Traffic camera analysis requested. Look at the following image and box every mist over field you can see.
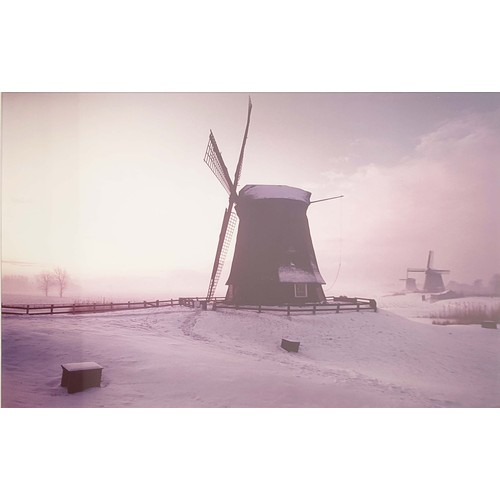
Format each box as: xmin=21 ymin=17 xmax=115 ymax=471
xmin=2 ymin=93 xmax=499 ymax=302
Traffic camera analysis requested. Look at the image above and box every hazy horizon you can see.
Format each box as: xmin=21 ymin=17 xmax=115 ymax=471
xmin=2 ymin=92 xmax=499 ymax=299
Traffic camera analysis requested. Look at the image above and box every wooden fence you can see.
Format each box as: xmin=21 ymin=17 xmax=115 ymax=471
xmin=2 ymin=295 xmax=375 ymax=316
xmin=212 ymin=296 xmax=377 ymax=315
xmin=1 ymin=299 xmax=183 ymax=316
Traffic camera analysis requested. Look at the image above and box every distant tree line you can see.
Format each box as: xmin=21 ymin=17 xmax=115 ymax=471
xmin=448 ymin=273 xmax=500 ymax=296
xmin=2 ymin=268 xmax=73 ymax=298
xmin=1 ymin=274 xmax=33 ymax=293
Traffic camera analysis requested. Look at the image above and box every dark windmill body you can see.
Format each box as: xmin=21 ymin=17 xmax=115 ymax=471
xmin=203 ymin=98 xmax=333 ymax=305
xmin=407 ymin=251 xmax=450 ymax=293
xmin=226 ymin=184 xmax=326 ymax=305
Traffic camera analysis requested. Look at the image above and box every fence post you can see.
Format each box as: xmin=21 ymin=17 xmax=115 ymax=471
xmin=357 ymin=303 xmax=360 ymax=312
xmin=156 ymin=300 xmax=159 ymax=307
xmin=128 ymin=301 xmax=130 ymax=309
xmin=51 ymin=304 xmax=54 ymax=315
xmin=258 ymin=304 xmax=262 ymax=313
xmin=171 ymin=298 xmax=173 ymax=306
xmin=287 ymin=305 xmax=291 ymax=316
xmin=336 ymin=304 xmax=340 ymax=314
xmin=26 ymin=305 xmax=30 ymax=315
xmin=313 ymin=304 xmax=316 ymax=315
xmin=72 ymin=304 xmax=76 ymax=314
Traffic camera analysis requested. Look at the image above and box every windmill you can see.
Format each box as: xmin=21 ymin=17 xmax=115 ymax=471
xmin=399 ymin=277 xmax=417 ymax=292
xmin=407 ymin=250 xmax=450 ymax=293
xmin=203 ymin=97 xmax=339 ymax=305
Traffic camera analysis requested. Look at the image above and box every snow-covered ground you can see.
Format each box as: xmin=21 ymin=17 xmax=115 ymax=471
xmin=2 ymin=293 xmax=499 ymax=407
xmin=378 ymin=292 xmax=500 ymax=323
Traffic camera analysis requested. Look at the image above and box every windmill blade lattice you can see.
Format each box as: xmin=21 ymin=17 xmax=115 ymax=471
xmin=206 ymin=210 xmax=238 ymax=301
xmin=204 ymin=131 xmax=233 ymax=196
xmin=232 ymin=97 xmax=253 ymax=191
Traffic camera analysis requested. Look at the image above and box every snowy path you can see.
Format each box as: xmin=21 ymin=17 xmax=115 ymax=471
xmin=2 ymin=304 xmax=499 ymax=407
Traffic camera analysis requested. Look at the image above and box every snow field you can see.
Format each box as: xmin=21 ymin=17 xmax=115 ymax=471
xmin=2 ymin=296 xmax=499 ymax=407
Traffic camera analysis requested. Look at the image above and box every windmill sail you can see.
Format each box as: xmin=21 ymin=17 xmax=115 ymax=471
xmin=205 ymin=97 xmax=253 ymax=302
xmin=232 ymin=97 xmax=252 ymax=191
xmin=206 ymin=209 xmax=238 ymax=301
xmin=427 ymin=250 xmax=434 ymax=269
xmin=204 ymin=131 xmax=233 ymax=196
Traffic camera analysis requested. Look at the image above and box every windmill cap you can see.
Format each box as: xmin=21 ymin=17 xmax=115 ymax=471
xmin=239 ymin=184 xmax=311 ymax=204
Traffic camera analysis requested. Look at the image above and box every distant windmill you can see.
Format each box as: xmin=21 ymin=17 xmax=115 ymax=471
xmin=203 ymin=97 xmax=341 ymax=305
xmin=399 ymin=277 xmax=417 ymax=292
xmin=407 ymin=251 xmax=450 ymax=293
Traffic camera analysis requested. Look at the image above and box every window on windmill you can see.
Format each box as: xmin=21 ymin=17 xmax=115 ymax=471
xmin=294 ymin=283 xmax=308 ymax=298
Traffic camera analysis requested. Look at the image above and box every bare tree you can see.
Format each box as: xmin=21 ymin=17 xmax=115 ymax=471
xmin=53 ymin=267 xmax=69 ymax=298
xmin=37 ymin=272 xmax=53 ymax=297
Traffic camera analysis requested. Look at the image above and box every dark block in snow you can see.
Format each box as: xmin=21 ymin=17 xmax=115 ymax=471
xmin=481 ymin=321 xmax=497 ymax=329
xmin=61 ymin=362 xmax=103 ymax=394
xmin=281 ymin=339 xmax=300 ymax=352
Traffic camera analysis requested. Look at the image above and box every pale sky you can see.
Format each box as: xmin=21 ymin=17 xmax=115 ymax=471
xmin=2 ymin=92 xmax=499 ymax=296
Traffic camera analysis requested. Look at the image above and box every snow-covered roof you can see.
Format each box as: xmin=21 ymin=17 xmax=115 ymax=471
xmin=239 ymin=185 xmax=311 ymax=204
xmin=278 ymin=265 xmax=326 ymax=284
xmin=61 ymin=362 xmax=103 ymax=371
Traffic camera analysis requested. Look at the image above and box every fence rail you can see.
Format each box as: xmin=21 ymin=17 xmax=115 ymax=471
xmin=2 ymin=295 xmax=376 ymax=316
xmin=1 ymin=299 xmax=178 ymax=316
xmin=212 ymin=296 xmax=377 ymax=315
